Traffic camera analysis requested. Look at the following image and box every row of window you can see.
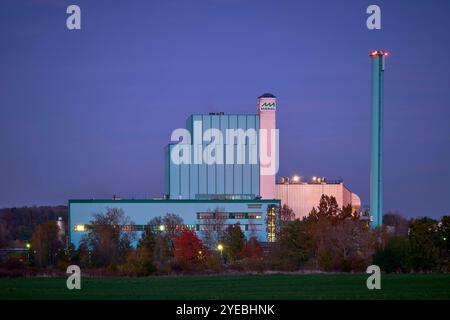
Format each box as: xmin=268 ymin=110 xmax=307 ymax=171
xmin=197 ymin=224 xmax=262 ymax=232
xmin=195 ymin=194 xmax=256 ymax=200
xmin=196 ymin=212 xmax=262 ymax=220
xmin=74 ymin=224 xmax=196 ymax=232
xmin=74 ymin=223 xmax=262 ymax=232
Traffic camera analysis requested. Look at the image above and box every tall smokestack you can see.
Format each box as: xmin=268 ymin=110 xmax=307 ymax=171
xmin=369 ymin=50 xmax=388 ymax=229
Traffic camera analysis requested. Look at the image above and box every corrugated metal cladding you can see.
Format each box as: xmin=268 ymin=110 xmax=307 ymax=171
xmin=275 ymin=183 xmax=358 ymax=220
xmin=166 ymin=114 xmax=260 ymax=200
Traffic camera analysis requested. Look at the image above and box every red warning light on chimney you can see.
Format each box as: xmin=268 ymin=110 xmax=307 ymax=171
xmin=369 ymin=50 xmax=389 ymax=57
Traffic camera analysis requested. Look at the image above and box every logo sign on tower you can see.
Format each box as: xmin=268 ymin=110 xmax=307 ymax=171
xmin=259 ymin=102 xmax=276 ymax=111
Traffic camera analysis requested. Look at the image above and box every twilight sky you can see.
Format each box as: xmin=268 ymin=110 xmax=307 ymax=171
xmin=1 ymin=0 xmax=449 ymax=218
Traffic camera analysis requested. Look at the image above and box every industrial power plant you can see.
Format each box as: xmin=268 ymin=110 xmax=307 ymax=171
xmin=69 ymin=51 xmax=387 ymax=246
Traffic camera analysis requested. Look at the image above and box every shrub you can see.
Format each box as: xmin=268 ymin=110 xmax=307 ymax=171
xmin=240 ymin=237 xmax=263 ymax=259
xmin=119 ymin=247 xmax=156 ymax=276
xmin=317 ymin=249 xmax=333 ymax=271
xmin=373 ymin=236 xmax=410 ymax=273
xmin=239 ymin=257 xmax=267 ymax=273
xmin=203 ymin=254 xmax=222 ymax=273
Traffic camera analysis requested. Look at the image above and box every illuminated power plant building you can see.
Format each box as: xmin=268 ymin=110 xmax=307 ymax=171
xmin=276 ymin=177 xmax=361 ymax=220
xmin=165 ymin=93 xmax=277 ymax=200
xmin=69 ymin=93 xmax=361 ymax=247
xmin=70 ymin=94 xmax=281 ymax=246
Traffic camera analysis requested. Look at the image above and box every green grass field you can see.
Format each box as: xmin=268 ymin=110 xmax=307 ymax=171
xmin=0 ymin=274 xmax=449 ymax=300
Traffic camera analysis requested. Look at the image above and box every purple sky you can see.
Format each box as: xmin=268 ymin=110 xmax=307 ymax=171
xmin=1 ymin=0 xmax=449 ymax=218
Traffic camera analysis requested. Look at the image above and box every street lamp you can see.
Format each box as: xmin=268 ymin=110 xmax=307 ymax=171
xmin=25 ymin=243 xmax=31 ymax=264
xmin=217 ymin=244 xmax=224 ymax=261
xmin=291 ymin=175 xmax=300 ymax=183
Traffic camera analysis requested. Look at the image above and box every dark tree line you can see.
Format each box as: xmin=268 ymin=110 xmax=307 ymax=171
xmin=0 ymin=206 xmax=67 ymax=243
xmin=0 ymin=202 xmax=448 ymax=274
xmin=375 ymin=216 xmax=450 ymax=272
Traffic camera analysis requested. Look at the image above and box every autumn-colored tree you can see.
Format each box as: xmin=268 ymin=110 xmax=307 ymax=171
xmin=30 ymin=221 xmax=63 ymax=267
xmin=240 ymin=236 xmax=263 ymax=259
xmin=173 ymin=229 xmax=209 ymax=269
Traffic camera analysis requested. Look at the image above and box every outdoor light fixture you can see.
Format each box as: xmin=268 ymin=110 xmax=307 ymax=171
xmin=291 ymin=175 xmax=300 ymax=183
xmin=74 ymin=224 xmax=86 ymax=232
xmin=25 ymin=243 xmax=31 ymax=249
xmin=159 ymin=225 xmax=165 ymax=231
xmin=217 ymin=244 xmax=223 ymax=251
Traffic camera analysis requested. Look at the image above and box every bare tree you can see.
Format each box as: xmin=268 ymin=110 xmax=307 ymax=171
xmin=280 ymin=204 xmax=295 ymax=223
xmin=313 ymin=218 xmax=376 ymax=271
xmin=81 ymin=207 xmax=136 ymax=267
xmin=142 ymin=213 xmax=184 ymax=271
xmin=163 ymin=213 xmax=184 ymax=238
xmin=383 ymin=211 xmax=410 ymax=236
xmin=199 ymin=207 xmax=227 ymax=249
xmin=247 ymin=217 xmax=258 ymax=239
